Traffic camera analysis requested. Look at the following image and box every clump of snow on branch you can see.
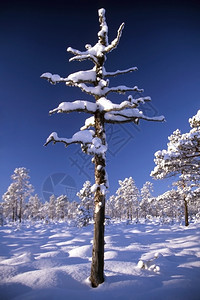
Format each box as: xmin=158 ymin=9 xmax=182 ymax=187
xmin=45 ymin=130 xmax=107 ymax=156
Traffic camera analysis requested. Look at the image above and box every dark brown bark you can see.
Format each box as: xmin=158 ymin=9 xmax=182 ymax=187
xmin=12 ymin=207 xmax=15 ymax=222
xmin=90 ymin=194 xmax=105 ymax=287
xmin=90 ymin=111 xmax=106 ymax=287
xmin=184 ymin=198 xmax=189 ymax=226
xmin=14 ymin=200 xmax=17 ymax=222
xmin=19 ymin=196 xmax=23 ymax=223
xmin=182 ymin=181 xmax=189 ymax=227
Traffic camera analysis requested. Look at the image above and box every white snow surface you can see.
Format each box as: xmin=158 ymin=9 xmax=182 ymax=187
xmin=50 ymin=100 xmax=97 ymax=114
xmin=67 ymin=69 xmax=96 ymax=83
xmin=0 ymin=221 xmax=200 ymax=299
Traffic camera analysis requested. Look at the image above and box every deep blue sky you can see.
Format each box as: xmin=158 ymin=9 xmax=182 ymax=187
xmin=1 ymin=0 xmax=200 ymax=201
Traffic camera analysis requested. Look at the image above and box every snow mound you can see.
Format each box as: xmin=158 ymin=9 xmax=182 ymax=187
xmin=68 ymin=245 xmax=92 ymax=259
xmin=137 ymin=253 xmax=161 ymax=273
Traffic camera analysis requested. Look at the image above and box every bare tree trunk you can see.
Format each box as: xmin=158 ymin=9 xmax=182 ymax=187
xmin=184 ymin=198 xmax=189 ymax=226
xmin=14 ymin=200 xmax=17 ymax=222
xmin=90 ymin=191 xmax=105 ymax=287
xmin=19 ymin=196 xmax=23 ymax=223
xmin=90 ymin=111 xmax=106 ymax=287
xmin=12 ymin=207 xmax=15 ymax=222
xmin=182 ymin=181 xmax=189 ymax=227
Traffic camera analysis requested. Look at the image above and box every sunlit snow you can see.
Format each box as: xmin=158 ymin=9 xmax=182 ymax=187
xmin=0 ymin=221 xmax=200 ymax=299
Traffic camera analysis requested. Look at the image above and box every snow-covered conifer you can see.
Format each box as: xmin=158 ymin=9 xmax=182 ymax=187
xmin=151 ymin=111 xmax=200 ymax=226
xmin=2 ymin=182 xmax=18 ymax=222
xmin=115 ymin=177 xmax=139 ymax=222
xmin=77 ymin=181 xmax=94 ymax=227
xmin=140 ymin=181 xmax=153 ymax=220
xmin=191 ymin=186 xmax=200 ymax=220
xmin=67 ymin=201 xmax=78 ymax=221
xmin=40 ymin=201 xmax=50 ymax=222
xmin=2 ymin=168 xmax=33 ymax=223
xmin=55 ymin=195 xmax=68 ymax=220
xmin=26 ymin=194 xmax=42 ymax=221
xmin=48 ymin=195 xmax=57 ymax=221
xmin=156 ymin=189 xmax=181 ymax=224
xmin=106 ymin=195 xmax=116 ymax=220
xmin=41 ymin=8 xmax=164 ymax=286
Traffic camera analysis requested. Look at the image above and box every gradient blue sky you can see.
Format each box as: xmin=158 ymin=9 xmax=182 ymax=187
xmin=1 ymin=0 xmax=200 ymax=201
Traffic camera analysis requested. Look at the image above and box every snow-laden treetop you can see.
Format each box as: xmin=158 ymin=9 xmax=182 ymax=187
xmin=41 ymin=8 xmax=141 ymax=98
xmin=189 ymin=109 xmax=200 ymax=128
xmin=42 ymin=8 xmax=164 ymax=155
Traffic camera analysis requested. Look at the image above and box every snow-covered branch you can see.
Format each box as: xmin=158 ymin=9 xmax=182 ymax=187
xmin=105 ymin=85 xmax=144 ymax=95
xmin=69 ymin=53 xmax=97 ymax=64
xmin=98 ymin=8 xmax=108 ymax=46
xmin=105 ymin=22 xmax=125 ymax=53
xmin=44 ymin=130 xmax=94 ymax=148
xmin=66 ymin=69 xmax=96 ymax=84
xmin=80 ymin=108 xmax=165 ymax=129
xmin=49 ymin=100 xmax=97 ymax=115
xmin=104 ymin=67 xmax=138 ymax=77
xmin=67 ymin=46 xmax=97 ymax=64
xmin=81 ymin=116 xmax=95 ymax=130
xmin=97 ymin=96 xmax=151 ymax=112
xmin=41 ymin=68 xmax=97 ymax=86
xmin=45 ymin=130 xmax=107 ymax=156
xmin=66 ymin=82 xmax=103 ymax=96
xmin=69 ymin=84 xmax=144 ymax=97
xmin=67 ymin=46 xmax=82 ymax=56
xmin=40 ymin=73 xmax=64 ymax=85
xmin=41 ymin=72 xmax=144 ymax=97
xmin=49 ymin=96 xmax=152 ymax=117
xmin=105 ymin=110 xmax=165 ymax=124
xmin=129 ymin=96 xmax=151 ymax=105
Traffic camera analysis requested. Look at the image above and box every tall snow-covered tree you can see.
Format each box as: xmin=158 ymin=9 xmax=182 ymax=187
xmin=41 ymin=8 xmax=164 ymax=287
xmin=156 ymin=189 xmax=181 ymax=223
xmin=55 ymin=195 xmax=68 ymax=220
xmin=140 ymin=181 xmax=153 ymax=220
xmin=2 ymin=182 xmax=18 ymax=222
xmin=77 ymin=181 xmax=94 ymax=227
xmin=115 ymin=177 xmax=139 ymax=222
xmin=191 ymin=186 xmax=200 ymax=219
xmin=106 ymin=195 xmax=116 ymax=219
xmin=151 ymin=110 xmax=200 ymax=226
xmin=40 ymin=201 xmax=49 ymax=222
xmin=67 ymin=201 xmax=78 ymax=221
xmin=48 ymin=194 xmax=57 ymax=221
xmin=11 ymin=168 xmax=34 ymax=223
xmin=26 ymin=194 xmax=42 ymax=221
xmin=178 ymin=110 xmax=200 ymax=162
xmin=2 ymin=168 xmax=33 ymax=223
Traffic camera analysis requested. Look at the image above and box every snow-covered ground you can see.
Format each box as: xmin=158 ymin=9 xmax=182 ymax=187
xmin=0 ymin=221 xmax=200 ymax=300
